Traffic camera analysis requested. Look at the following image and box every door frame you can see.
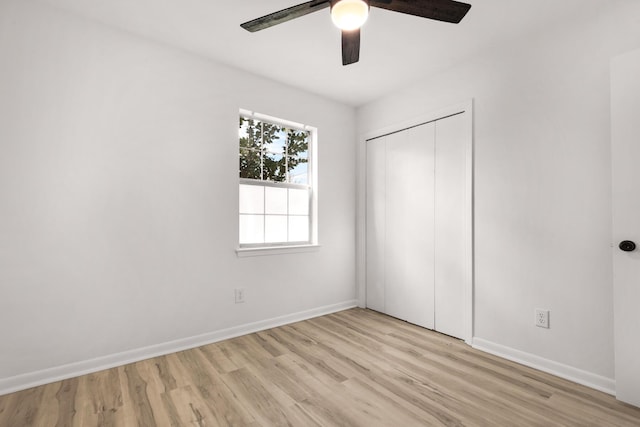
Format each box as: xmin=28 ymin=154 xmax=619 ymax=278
xmin=356 ymin=100 xmax=474 ymax=344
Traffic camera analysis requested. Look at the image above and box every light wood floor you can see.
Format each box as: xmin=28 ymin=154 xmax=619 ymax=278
xmin=1 ymin=308 xmax=639 ymax=426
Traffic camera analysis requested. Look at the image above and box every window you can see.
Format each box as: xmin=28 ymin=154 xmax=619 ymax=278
xmin=238 ymin=111 xmax=316 ymax=248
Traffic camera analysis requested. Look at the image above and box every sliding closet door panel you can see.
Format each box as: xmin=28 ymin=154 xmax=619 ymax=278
xmin=434 ymin=113 xmax=468 ymax=339
xmin=366 ymin=138 xmax=386 ymax=312
xmin=385 ymin=124 xmax=436 ymax=329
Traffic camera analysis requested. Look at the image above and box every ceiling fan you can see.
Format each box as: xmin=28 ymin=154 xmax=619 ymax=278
xmin=241 ymin=0 xmax=472 ymax=66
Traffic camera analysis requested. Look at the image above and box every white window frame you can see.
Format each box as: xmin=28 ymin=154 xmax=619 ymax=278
xmin=236 ymin=109 xmax=318 ymax=256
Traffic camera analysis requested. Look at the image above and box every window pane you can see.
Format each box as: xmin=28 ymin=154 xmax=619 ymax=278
xmin=265 ymin=215 xmax=287 ymax=243
xmin=289 ymin=216 xmax=309 ymax=242
xmin=289 ymin=188 xmax=309 ymax=215
xmin=264 ymin=125 xmax=286 ymax=155
xmin=239 ymin=117 xmax=250 ymax=148
xmin=265 ymin=186 xmax=287 ymax=215
xmin=239 ymin=118 xmax=261 ymax=150
xmin=239 ymin=184 xmax=264 ymax=214
xmin=263 ymin=152 xmax=286 ymax=182
xmin=240 ymin=215 xmax=264 ymax=244
xmin=286 ymin=129 xmax=309 ymax=159
xmin=288 ymin=159 xmax=308 ymax=184
xmin=239 ymin=148 xmax=261 ymax=180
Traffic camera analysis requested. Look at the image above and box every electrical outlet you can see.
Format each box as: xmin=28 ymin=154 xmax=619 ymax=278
xmin=535 ymin=309 xmax=550 ymax=328
xmin=235 ymin=288 xmax=245 ymax=304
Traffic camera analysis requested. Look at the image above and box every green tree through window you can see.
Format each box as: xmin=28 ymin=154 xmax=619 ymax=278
xmin=239 ymin=117 xmax=309 ymax=183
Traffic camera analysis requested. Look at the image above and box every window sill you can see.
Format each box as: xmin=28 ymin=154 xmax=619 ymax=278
xmin=236 ymin=244 xmax=321 ymax=257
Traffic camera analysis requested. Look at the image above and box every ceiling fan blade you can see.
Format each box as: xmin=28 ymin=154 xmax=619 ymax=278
xmin=241 ymin=1 xmax=330 ymax=32
xmin=342 ymin=29 xmax=361 ymax=66
xmin=370 ymin=0 xmax=471 ymax=24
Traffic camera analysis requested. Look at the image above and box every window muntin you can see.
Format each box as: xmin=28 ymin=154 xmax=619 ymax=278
xmin=238 ymin=113 xmax=314 ymax=247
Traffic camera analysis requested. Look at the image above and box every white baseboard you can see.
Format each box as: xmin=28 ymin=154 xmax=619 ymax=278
xmin=0 ymin=300 xmax=358 ymax=396
xmin=472 ymin=337 xmax=616 ymax=396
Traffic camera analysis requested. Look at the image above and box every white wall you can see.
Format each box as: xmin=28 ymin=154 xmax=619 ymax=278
xmin=357 ymin=1 xmax=640 ymax=388
xmin=0 ymin=0 xmax=356 ymax=391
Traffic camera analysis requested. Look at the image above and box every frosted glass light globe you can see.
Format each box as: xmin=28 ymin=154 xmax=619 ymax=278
xmin=331 ymin=0 xmax=369 ymax=31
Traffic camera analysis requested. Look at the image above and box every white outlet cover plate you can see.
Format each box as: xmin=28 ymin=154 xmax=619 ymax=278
xmin=535 ymin=309 xmax=550 ymax=328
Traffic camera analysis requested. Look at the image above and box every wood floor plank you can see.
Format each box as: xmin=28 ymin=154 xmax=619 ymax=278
xmin=0 ymin=391 xmax=13 ymax=426
xmin=2 ymin=308 xmax=640 ymax=426
xmin=254 ymin=329 xmax=294 ymax=356
xmin=241 ymin=358 xmax=308 ymax=407
xmin=31 ymin=382 xmax=60 ymax=427
xmin=244 ymin=355 xmax=316 ymax=403
xmin=72 ymin=375 xmax=100 ymax=427
xmin=266 ymin=327 xmax=351 ymax=384
xmin=162 ymin=353 xmax=198 ymax=389
xmin=280 ymin=403 xmax=323 ymax=427
xmin=135 ymin=358 xmax=180 ymax=427
xmin=122 ymin=362 xmax=158 ymax=425
xmin=249 ymin=330 xmax=288 ymax=358
xmin=547 ymin=391 xmax=640 ymax=427
xmin=151 ymin=356 xmax=179 ymax=393
xmin=175 ymin=347 xmax=256 ymax=426
xmin=220 ymin=367 xmax=295 ymax=426
xmin=1 ymin=385 xmax=45 ymax=426
xmin=198 ymin=345 xmax=241 ymax=375
xmin=213 ymin=339 xmax=257 ymax=371
xmin=231 ymin=334 xmax=279 ymax=362
xmin=342 ymin=376 xmax=450 ymax=426
xmin=164 ymin=385 xmax=220 ymax=427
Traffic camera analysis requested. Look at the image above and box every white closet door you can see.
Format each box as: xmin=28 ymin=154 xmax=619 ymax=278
xmin=384 ymin=124 xmax=436 ymax=329
xmin=366 ymin=137 xmax=386 ymax=312
xmin=434 ymin=113 xmax=468 ymax=338
xmin=611 ymin=48 xmax=640 ymax=407
xmin=365 ymin=107 xmax=471 ymax=340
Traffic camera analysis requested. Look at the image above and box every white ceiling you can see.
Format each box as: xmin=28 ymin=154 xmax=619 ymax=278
xmin=39 ymin=0 xmax=614 ymax=106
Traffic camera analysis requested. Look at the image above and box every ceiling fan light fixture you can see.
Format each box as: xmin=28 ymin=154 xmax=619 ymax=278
xmin=331 ymin=0 xmax=369 ymax=31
